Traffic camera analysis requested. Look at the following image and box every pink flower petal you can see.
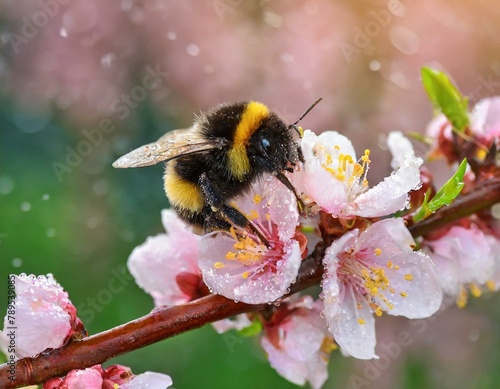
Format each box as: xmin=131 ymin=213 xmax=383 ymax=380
xmin=59 ymin=367 xmax=104 ymax=389
xmin=198 ymin=176 xmax=302 ymax=304
xmin=127 ymin=209 xmax=200 ymax=306
xmin=425 ymin=225 xmax=495 ymax=295
xmin=261 ymin=297 xmax=330 ymax=389
xmin=1 ymin=274 xmax=74 ymax=358
xmin=199 ymin=236 xmax=301 ymax=304
xmin=471 ymin=96 xmax=500 ymax=139
xmin=322 ymin=236 xmax=377 ymax=359
xmin=121 ymin=372 xmax=173 ymax=388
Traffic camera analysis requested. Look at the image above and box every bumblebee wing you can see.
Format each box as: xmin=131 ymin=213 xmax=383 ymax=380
xmin=112 ymin=127 xmax=227 ymax=168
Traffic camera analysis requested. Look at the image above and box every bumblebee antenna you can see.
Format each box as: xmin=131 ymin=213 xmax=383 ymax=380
xmin=289 ymin=97 xmax=323 ymax=137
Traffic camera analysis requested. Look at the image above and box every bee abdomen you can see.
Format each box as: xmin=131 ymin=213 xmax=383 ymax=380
xmin=164 ymin=162 xmax=205 ymax=214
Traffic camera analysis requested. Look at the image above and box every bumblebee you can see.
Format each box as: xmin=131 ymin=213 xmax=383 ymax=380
xmin=113 ymin=99 xmax=321 ymax=239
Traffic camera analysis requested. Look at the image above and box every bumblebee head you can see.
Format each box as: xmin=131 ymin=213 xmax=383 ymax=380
xmin=248 ymin=111 xmax=302 ymax=173
xmin=213 ymin=99 xmax=321 ymax=180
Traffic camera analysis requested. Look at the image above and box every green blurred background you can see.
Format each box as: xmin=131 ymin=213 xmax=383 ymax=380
xmin=1 ymin=1 xmax=500 ymax=388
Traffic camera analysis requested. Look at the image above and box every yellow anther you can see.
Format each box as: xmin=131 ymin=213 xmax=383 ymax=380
xmin=374 ymin=248 xmax=382 ymax=256
xmin=361 ymin=149 xmax=371 ymax=163
xmin=470 ymin=283 xmax=482 ymax=298
xmin=486 ymin=280 xmax=496 ymax=291
xmin=394 ymin=265 xmax=400 ymax=270
xmin=404 ymin=274 xmax=413 ymax=281
xmin=226 ymin=252 xmax=236 ymax=260
xmin=387 ymin=261 xmax=393 ymax=269
xmin=456 ymin=286 xmax=468 ymax=308
xmin=242 ymin=271 xmax=250 ymax=279
xmin=374 ymin=307 xmax=383 ymax=317
xmin=358 ymin=318 xmax=366 ymax=325
xmin=253 ymin=194 xmax=262 ymax=204
xmin=247 ymin=209 xmax=259 ymax=220
xmin=400 ymin=291 xmax=408 ymax=298
xmin=476 ymin=148 xmax=487 ymax=161
xmin=321 ymin=337 xmax=338 ymax=354
xmin=214 ymin=261 xmax=226 ymax=269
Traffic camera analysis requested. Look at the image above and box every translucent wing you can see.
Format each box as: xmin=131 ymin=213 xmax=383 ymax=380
xmin=112 ymin=127 xmax=227 ymax=168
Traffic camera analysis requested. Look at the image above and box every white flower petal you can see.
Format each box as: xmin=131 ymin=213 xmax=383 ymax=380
xmin=359 ymin=219 xmax=443 ymax=318
xmin=330 ymin=284 xmax=377 ymax=360
xmin=387 ymin=131 xmax=415 ymax=170
xmin=352 ymin=152 xmax=422 ymax=217
xmin=121 ymin=372 xmax=173 ymax=388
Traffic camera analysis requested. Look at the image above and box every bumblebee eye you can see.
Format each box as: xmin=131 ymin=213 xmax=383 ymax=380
xmin=261 ymin=138 xmax=271 ymax=150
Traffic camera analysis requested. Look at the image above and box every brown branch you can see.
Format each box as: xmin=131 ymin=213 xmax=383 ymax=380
xmin=1 ymin=177 xmax=498 ymax=388
xmin=408 ymin=177 xmax=500 ymax=238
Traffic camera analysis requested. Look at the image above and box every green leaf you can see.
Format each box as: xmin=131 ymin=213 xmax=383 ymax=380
xmin=413 ymin=158 xmax=467 ymax=221
xmin=237 ymin=318 xmax=263 ymax=337
xmin=421 ymin=67 xmax=469 ymax=132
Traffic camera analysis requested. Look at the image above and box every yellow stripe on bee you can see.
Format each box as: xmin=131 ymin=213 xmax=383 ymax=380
xmin=228 ymin=101 xmax=269 ymax=180
xmin=164 ymin=162 xmax=204 ymax=212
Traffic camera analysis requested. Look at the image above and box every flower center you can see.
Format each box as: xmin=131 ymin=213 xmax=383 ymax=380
xmin=215 ymin=211 xmax=285 ymax=280
xmin=337 ymin=247 xmax=412 ymax=317
xmin=317 ymin=145 xmax=371 ymax=200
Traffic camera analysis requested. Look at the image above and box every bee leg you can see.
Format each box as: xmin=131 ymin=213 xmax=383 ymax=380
xmin=199 ymin=173 xmax=270 ymax=245
xmin=219 ymin=204 xmax=270 ymax=246
xmin=276 ymin=171 xmax=306 ymax=215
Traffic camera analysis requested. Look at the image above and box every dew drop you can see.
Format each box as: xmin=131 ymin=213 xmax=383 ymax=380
xmin=59 ymin=28 xmax=68 ymax=37
xmin=186 ymin=44 xmax=200 ymax=56
xmin=42 ymin=194 xmax=50 ymax=201
xmin=0 ymin=176 xmax=14 ymax=195
xmin=369 ymin=60 xmax=381 ymax=71
xmin=46 ymin=228 xmax=56 ymax=238
xmin=100 ymin=52 xmax=116 ymax=69
xmin=20 ymin=202 xmax=31 ymax=212
xmin=12 ymin=258 xmax=22 ymax=267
